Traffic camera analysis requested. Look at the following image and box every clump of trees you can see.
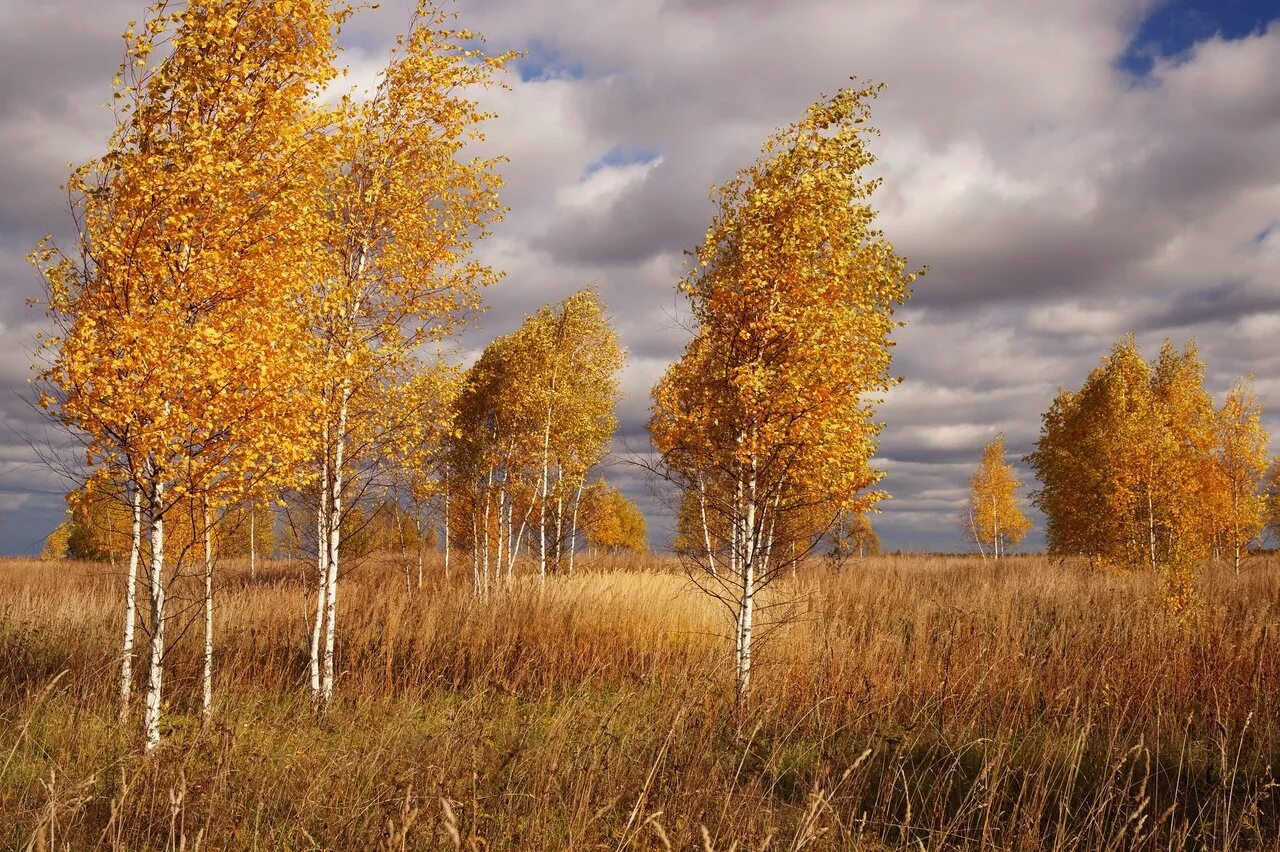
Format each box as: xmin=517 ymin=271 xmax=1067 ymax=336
xmin=1027 ymin=336 xmax=1270 ymax=607
xmin=31 ymin=0 xmax=514 ymax=747
xmin=963 ymin=435 xmax=1032 ymax=558
xmin=580 ymin=480 xmax=648 ymax=555
xmin=42 ymin=486 xmax=274 ymax=565
xmin=649 ymin=83 xmax=917 ymax=712
xmin=445 ymin=289 xmax=628 ymax=590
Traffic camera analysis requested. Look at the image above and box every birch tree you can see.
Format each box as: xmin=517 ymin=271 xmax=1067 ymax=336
xmin=1028 ymin=336 xmax=1257 ymax=601
xmin=32 ymin=0 xmax=338 ymax=748
xmin=649 ymin=84 xmax=917 ymax=714
xmin=1205 ymin=379 xmax=1270 ymax=572
xmin=964 ymin=435 xmax=1031 ymax=559
xmin=304 ymin=4 xmax=510 ymax=712
xmin=580 ymin=479 xmax=648 ymax=555
xmin=446 ymin=290 xmax=624 ymax=588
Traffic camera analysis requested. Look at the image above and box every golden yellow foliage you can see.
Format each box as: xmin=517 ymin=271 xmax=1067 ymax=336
xmin=581 ymin=480 xmax=648 ymax=555
xmin=965 ymin=434 xmax=1032 ymax=558
xmin=1029 ymin=337 xmax=1270 ymax=594
xmin=649 ymin=84 xmax=917 ymax=705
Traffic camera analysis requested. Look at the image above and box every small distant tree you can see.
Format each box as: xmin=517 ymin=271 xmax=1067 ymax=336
xmin=1204 ymin=379 xmax=1269 ymax=572
xmin=830 ymin=510 xmax=880 ymax=562
xmin=965 ymin=435 xmax=1032 ymax=559
xmin=41 ymin=521 xmax=72 ymax=561
xmin=1266 ymin=461 xmax=1280 ymax=545
xmin=581 ymin=480 xmax=648 ymax=555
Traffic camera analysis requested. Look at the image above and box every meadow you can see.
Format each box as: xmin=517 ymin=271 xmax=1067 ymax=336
xmin=2 ymin=552 xmax=1279 ymax=850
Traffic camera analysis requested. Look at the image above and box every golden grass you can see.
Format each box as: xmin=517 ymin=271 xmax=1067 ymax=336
xmin=1 ymin=551 xmax=1279 ymax=849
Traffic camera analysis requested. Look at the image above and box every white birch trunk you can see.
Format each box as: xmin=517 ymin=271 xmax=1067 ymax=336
xmin=735 ymin=463 xmax=758 ymax=712
xmin=471 ymin=511 xmax=481 ymax=594
xmin=568 ymin=480 xmax=583 ymax=576
xmin=201 ymin=501 xmax=214 ymax=722
xmin=443 ymin=486 xmax=450 ymax=582
xmin=969 ymin=507 xmax=987 ymax=560
xmin=119 ymin=484 xmax=142 ymax=722
xmin=142 ymin=476 xmax=166 ymax=752
xmin=697 ymin=474 xmax=718 ymax=578
xmin=495 ymin=482 xmax=506 ymax=583
xmin=553 ymin=489 xmax=564 ymax=574
xmin=481 ymin=480 xmax=492 ymax=596
xmin=539 ymin=415 xmax=551 ymax=581
xmin=991 ymin=494 xmax=1000 ymax=561
xmin=310 ymin=424 xmax=329 ymax=711
xmin=322 ymin=385 xmax=349 ymax=708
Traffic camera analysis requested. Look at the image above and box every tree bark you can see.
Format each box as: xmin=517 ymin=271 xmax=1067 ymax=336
xmin=310 ymin=421 xmax=329 ymax=712
xmin=697 ymin=474 xmax=718 ymax=577
xmin=568 ymin=480 xmax=584 ymax=575
xmin=201 ymin=500 xmax=214 ymax=722
xmin=142 ymin=475 xmax=166 ymax=752
xmin=322 ymin=386 xmax=350 ymax=708
xmin=119 ymin=483 xmax=142 ymax=723
xmin=442 ymin=486 xmax=451 ymax=582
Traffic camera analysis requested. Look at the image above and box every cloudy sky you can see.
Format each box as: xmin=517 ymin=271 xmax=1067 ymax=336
xmin=1 ymin=0 xmax=1278 ymax=554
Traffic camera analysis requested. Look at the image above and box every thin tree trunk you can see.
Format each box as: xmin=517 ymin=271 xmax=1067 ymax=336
xmin=443 ymin=486 xmax=451 ymax=582
xmin=481 ymin=472 xmax=493 ymax=596
xmin=697 ymin=474 xmax=718 ymax=578
xmin=568 ymin=480 xmax=583 ymax=575
xmin=539 ymin=412 xmax=551 ymax=581
xmin=734 ymin=465 xmax=757 ymax=720
xmin=969 ymin=507 xmax=986 ymax=560
xmin=990 ymin=494 xmax=1000 ymax=561
xmin=310 ymin=422 xmax=329 ymax=712
xmin=552 ymin=492 xmax=563 ymax=574
xmin=119 ymin=483 xmax=142 ymax=723
xmin=249 ymin=507 xmax=256 ymax=580
xmin=496 ymin=482 xmax=506 ymax=583
xmin=201 ymin=500 xmax=214 ymax=722
xmin=396 ymin=502 xmax=410 ymax=595
xmin=471 ymin=510 xmax=481 ymax=594
xmin=142 ymin=475 xmax=166 ymax=752
xmin=1147 ymin=479 xmax=1157 ymax=573
xmin=322 ymin=387 xmax=350 ymax=708
xmin=414 ymin=515 xmax=424 ymax=590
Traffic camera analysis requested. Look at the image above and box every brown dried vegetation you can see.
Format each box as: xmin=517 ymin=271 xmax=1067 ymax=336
xmin=2 ymin=552 xmax=1279 ymax=849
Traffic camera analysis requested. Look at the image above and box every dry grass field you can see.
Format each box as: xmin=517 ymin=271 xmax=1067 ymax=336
xmin=2 ymin=551 xmax=1279 ymax=849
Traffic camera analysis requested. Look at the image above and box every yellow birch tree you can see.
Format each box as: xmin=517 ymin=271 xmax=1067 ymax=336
xmin=32 ymin=0 xmax=340 ymax=747
xmin=964 ymin=435 xmax=1032 ymax=559
xmin=303 ymin=2 xmax=511 ymax=713
xmin=649 ymin=84 xmax=917 ymax=713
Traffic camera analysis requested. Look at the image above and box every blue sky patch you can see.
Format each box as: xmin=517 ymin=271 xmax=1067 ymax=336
xmin=517 ymin=41 xmax=585 ymax=82
xmin=585 ymin=146 xmax=661 ymax=176
xmin=1118 ymin=0 xmax=1278 ymax=75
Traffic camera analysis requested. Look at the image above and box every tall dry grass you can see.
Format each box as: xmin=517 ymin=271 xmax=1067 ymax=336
xmin=1 ymin=551 xmax=1278 ymax=849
